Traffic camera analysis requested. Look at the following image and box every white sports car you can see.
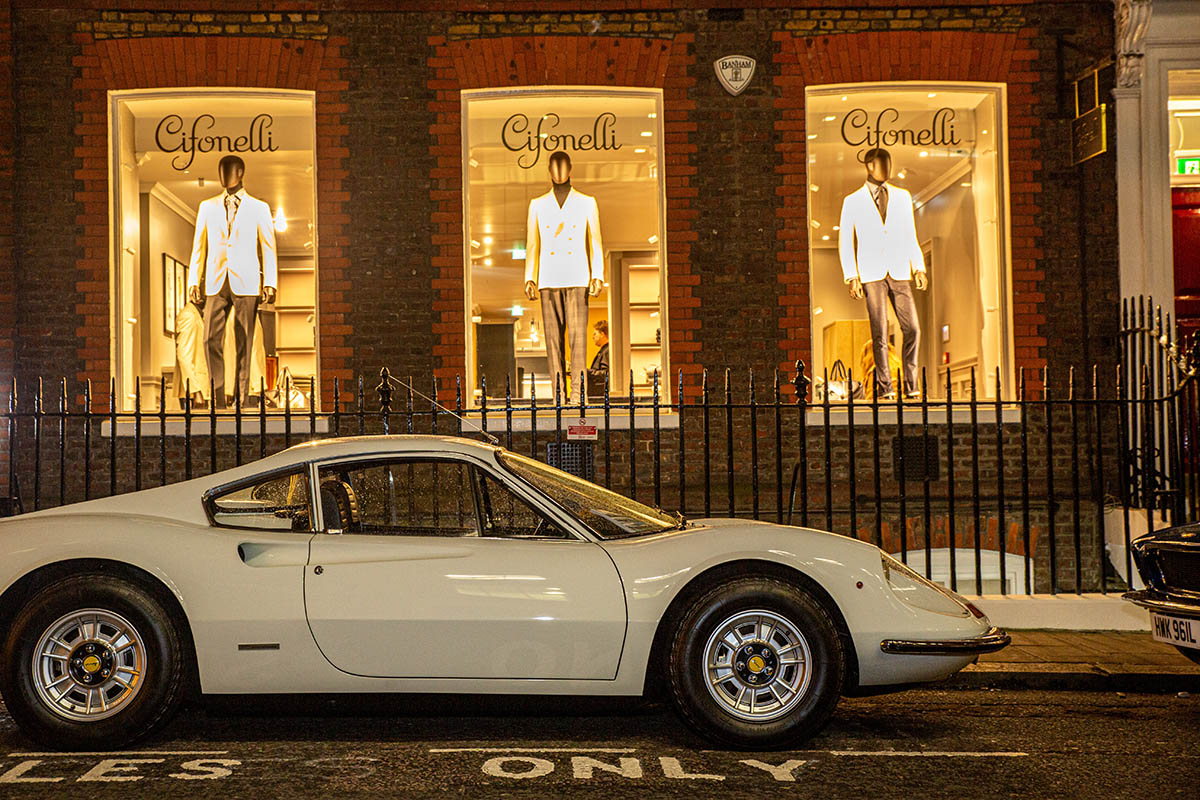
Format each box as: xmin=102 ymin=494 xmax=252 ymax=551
xmin=0 ymin=435 xmax=1007 ymax=750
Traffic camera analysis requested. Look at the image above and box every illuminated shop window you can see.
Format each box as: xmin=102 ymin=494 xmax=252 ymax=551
xmin=1170 ymin=69 xmax=1200 ymax=186
xmin=462 ymin=87 xmax=668 ymax=404
xmin=108 ymin=89 xmax=318 ymax=412
xmin=805 ymin=83 xmax=1012 ymax=401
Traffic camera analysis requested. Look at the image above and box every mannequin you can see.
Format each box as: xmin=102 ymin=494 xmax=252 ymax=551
xmin=187 ymin=155 xmax=277 ymax=408
xmin=523 ymin=151 xmax=604 ymax=398
xmin=837 ymin=147 xmax=927 ymax=400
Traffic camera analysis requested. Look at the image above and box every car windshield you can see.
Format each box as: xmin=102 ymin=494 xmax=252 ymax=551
xmin=499 ymin=452 xmax=683 ymax=539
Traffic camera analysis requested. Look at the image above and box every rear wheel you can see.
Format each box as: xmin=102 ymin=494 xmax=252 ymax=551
xmin=0 ymin=574 xmax=186 ymax=750
xmin=666 ymin=577 xmax=844 ymax=749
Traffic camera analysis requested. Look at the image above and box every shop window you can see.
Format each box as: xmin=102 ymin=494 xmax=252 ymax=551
xmin=108 ymin=89 xmax=318 ymax=412
xmin=462 ymin=88 xmax=668 ymax=404
xmin=805 ymin=83 xmax=1012 ymax=400
xmin=1169 ymin=69 xmax=1200 ymax=341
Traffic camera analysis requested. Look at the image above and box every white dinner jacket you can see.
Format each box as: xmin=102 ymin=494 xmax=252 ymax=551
xmin=524 ymin=187 xmax=604 ymax=289
xmin=838 ymin=181 xmax=924 ymax=284
xmin=187 ymin=189 xmax=278 ymax=297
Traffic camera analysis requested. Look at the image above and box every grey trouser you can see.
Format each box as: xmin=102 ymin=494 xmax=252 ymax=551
xmin=539 ymin=287 xmax=588 ymax=399
xmin=863 ymin=275 xmax=921 ymax=395
xmin=204 ymin=279 xmax=259 ymax=408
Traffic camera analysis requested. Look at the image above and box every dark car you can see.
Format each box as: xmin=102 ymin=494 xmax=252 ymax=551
xmin=1124 ymin=524 xmax=1200 ymax=665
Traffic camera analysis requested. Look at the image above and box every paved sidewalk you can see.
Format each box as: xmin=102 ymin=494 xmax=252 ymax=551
xmin=950 ymin=630 xmax=1200 ymax=692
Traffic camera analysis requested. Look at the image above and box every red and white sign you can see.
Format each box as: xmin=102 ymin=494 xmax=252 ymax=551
xmin=567 ymin=418 xmax=598 ymax=441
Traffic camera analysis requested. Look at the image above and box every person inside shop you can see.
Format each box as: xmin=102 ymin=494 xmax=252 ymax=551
xmin=837 ymin=146 xmax=927 ymax=401
xmin=524 ymin=150 xmax=605 ymax=400
xmin=590 ymin=320 xmax=610 ymax=373
xmin=187 ymin=154 xmax=277 ymax=409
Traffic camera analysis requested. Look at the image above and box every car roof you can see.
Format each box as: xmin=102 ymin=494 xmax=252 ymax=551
xmin=280 ymin=434 xmax=501 ymax=462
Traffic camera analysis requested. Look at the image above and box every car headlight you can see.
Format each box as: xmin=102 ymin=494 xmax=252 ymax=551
xmin=881 ymin=552 xmax=973 ymax=617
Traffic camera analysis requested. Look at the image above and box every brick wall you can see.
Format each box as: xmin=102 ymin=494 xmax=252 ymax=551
xmin=3 ymin=0 xmax=1118 ymax=420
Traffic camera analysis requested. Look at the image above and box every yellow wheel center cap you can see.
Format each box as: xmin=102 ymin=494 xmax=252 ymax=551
xmin=747 ymin=655 xmax=766 ymax=674
xmin=82 ymin=655 xmax=102 ymax=674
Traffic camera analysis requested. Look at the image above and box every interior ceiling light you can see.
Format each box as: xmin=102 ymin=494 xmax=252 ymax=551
xmin=807 ymin=133 xmax=818 ymax=140
xmin=811 ymin=220 xmax=821 ymax=229
xmin=822 ymin=235 xmax=830 ymax=241
xmin=832 ymin=225 xmax=840 ymax=231
xmin=897 ymin=171 xmax=906 ymax=179
xmin=647 ymin=234 xmax=659 ymax=244
xmin=634 ymin=148 xmax=647 ymax=153
xmin=648 ymin=112 xmax=658 ymax=119
xmin=469 ymin=158 xmax=479 ymax=168
xmin=823 ymin=115 xmax=836 ymax=122
xmin=928 ymin=92 xmax=937 ymax=98
xmin=919 ymin=151 xmax=929 ymax=158
xmin=981 ymin=129 xmax=989 ymax=135
xmin=640 ymin=131 xmax=653 ymax=137
xmin=840 ymin=95 xmax=848 ymax=101
xmin=273 ymin=208 xmax=288 ymax=232
xmin=810 ymin=184 xmax=819 ymax=192
xmin=511 ymin=304 xmax=524 ymax=317
xmin=470 ymin=239 xmax=480 ymax=248
xmin=961 ymin=182 xmax=972 ymax=187
xmin=483 ymin=257 xmax=493 ymax=266
xmin=483 ymin=236 xmax=494 ymax=245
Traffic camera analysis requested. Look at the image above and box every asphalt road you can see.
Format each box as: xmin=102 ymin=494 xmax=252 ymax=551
xmin=0 ymin=687 xmax=1196 ymax=799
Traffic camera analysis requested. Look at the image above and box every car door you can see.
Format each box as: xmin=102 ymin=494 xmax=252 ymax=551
xmin=303 ymin=454 xmax=627 ymax=680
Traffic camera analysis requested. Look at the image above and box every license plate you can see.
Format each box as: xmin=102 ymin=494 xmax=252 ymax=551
xmin=1150 ymin=612 xmax=1200 ymax=650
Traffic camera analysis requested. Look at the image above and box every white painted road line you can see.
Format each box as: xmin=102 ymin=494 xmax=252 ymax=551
xmin=825 ymin=751 xmax=1029 ymax=758
xmin=7 ymin=751 xmax=229 ymax=757
xmin=429 ymin=747 xmax=638 ymax=753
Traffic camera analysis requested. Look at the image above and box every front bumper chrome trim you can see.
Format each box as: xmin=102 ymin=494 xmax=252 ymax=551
xmin=1122 ymin=590 xmax=1200 ymax=619
xmin=880 ymin=626 xmax=1010 ymax=655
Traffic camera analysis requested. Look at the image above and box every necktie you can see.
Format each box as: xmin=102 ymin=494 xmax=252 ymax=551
xmin=225 ymin=194 xmax=240 ymax=233
xmin=873 ymin=184 xmax=888 ymax=223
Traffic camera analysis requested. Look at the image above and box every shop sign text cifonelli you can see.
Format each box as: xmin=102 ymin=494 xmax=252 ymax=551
xmin=502 ymin=112 xmax=622 ymax=169
xmin=154 ymin=113 xmax=278 ymax=171
xmin=840 ymin=108 xmax=962 ymax=149
xmin=714 ymin=55 xmax=756 ymax=96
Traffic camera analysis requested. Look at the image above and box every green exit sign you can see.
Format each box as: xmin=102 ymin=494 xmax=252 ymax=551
xmin=1179 ymin=157 xmax=1200 ymax=176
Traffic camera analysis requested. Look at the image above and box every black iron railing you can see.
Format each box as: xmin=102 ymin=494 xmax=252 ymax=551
xmin=0 ymin=296 xmax=1194 ymax=597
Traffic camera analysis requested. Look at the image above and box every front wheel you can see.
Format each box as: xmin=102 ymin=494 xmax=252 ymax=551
xmin=1177 ymin=645 xmax=1200 ymax=666
xmin=0 ymin=574 xmax=187 ymax=750
xmin=666 ymin=577 xmax=845 ymax=749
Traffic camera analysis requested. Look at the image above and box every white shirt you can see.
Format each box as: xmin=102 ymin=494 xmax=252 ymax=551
xmin=187 ymin=188 xmax=278 ymax=297
xmin=838 ymin=181 xmax=925 ymax=284
xmin=524 ymin=187 xmax=604 ymax=289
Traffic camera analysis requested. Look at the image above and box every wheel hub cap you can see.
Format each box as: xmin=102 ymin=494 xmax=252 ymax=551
xmin=31 ymin=609 xmax=147 ymax=722
xmin=703 ymin=609 xmax=812 ymax=722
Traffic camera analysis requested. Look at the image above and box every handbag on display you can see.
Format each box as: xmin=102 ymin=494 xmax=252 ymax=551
xmin=825 ymin=359 xmax=864 ymax=403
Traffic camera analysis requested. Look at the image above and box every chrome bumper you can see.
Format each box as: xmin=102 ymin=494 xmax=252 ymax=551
xmin=1123 ymin=590 xmax=1200 ymax=619
xmin=880 ymin=626 xmax=1011 ymax=656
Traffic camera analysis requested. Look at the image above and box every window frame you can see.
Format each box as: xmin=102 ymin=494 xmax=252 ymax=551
xmin=309 ymin=451 xmax=590 ymax=542
xmin=459 ymin=85 xmax=671 ymax=405
xmin=802 ymin=80 xmax=1014 ymax=399
xmin=202 ymin=463 xmax=318 ymax=533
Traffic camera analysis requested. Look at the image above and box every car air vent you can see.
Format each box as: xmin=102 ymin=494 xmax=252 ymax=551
xmin=1156 ymin=549 xmax=1200 ymax=593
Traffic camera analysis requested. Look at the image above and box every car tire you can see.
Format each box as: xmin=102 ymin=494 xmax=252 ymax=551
xmin=0 ymin=573 xmax=187 ymax=751
xmin=1176 ymin=646 xmax=1200 ymax=666
xmin=666 ymin=576 xmax=844 ymax=750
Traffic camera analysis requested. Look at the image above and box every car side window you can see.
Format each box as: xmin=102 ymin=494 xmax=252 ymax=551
xmin=317 ymin=459 xmax=478 ymax=537
xmin=209 ymin=470 xmax=312 ymax=531
xmin=475 ymin=470 xmax=570 ymax=540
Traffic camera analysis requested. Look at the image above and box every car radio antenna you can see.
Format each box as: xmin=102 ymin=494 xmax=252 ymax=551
xmin=383 ymin=370 xmax=500 ymax=446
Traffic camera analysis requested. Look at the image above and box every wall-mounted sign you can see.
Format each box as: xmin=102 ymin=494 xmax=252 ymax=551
xmin=501 ymin=112 xmax=622 ymax=169
xmin=1178 ymin=157 xmax=1200 ymax=176
xmin=839 ymin=108 xmax=962 ymax=149
xmin=714 ymin=55 xmax=756 ymax=96
xmin=1071 ymin=104 xmax=1107 ymax=165
xmin=154 ymin=113 xmax=278 ymax=171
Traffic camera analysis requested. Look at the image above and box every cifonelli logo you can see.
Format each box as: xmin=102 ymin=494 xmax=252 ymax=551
xmin=501 ymin=112 xmax=622 ymax=169
xmin=154 ymin=113 xmax=278 ymax=171
xmin=840 ymin=107 xmax=962 ymax=151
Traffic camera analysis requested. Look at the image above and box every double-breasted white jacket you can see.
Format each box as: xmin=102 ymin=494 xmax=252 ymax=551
xmin=187 ymin=189 xmax=278 ymax=297
xmin=837 ymin=181 xmax=925 ymax=284
xmin=524 ymin=187 xmax=605 ymax=289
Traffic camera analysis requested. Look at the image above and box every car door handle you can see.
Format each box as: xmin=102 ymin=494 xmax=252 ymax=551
xmin=238 ymin=541 xmax=310 ymax=568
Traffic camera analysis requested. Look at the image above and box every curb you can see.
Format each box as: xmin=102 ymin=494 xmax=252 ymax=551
xmin=946 ymin=664 xmax=1200 ymax=693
